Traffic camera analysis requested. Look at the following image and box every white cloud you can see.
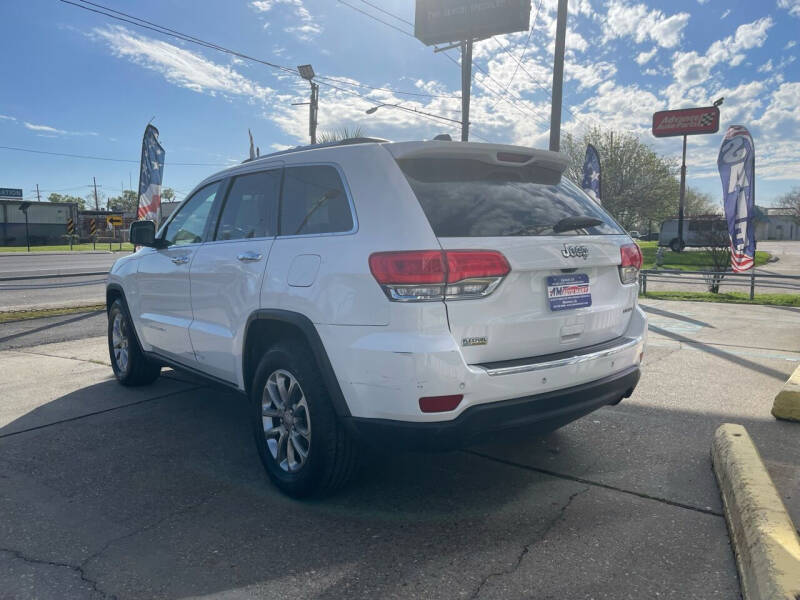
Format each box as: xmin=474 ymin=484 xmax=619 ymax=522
xmin=786 ymin=40 xmax=798 ymax=50
xmin=721 ymin=9 xmax=731 ymax=18
xmin=777 ymin=0 xmax=800 ymax=17
xmin=249 ymin=0 xmax=321 ymax=39
xmin=636 ymin=47 xmax=658 ymax=65
xmin=758 ymin=59 xmax=774 ymax=73
xmin=0 ymin=114 xmax=16 ymax=121
xmin=91 ymin=25 xmax=275 ymax=101
xmin=603 ymin=1 xmax=690 ymax=48
xmin=23 ymin=121 xmax=97 ymax=136
xmin=755 ymin=82 xmax=800 ymax=136
xmin=665 ymin=16 xmax=774 ymax=103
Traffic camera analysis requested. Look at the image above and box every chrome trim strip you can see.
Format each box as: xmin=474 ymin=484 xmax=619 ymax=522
xmin=481 ymin=336 xmax=642 ymax=377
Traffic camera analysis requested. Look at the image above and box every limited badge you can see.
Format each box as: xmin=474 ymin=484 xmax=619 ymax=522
xmin=462 ymin=336 xmax=488 ymax=347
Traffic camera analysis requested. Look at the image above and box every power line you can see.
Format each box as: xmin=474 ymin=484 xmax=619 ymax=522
xmin=0 ymin=145 xmax=226 ymax=166
xmin=357 ymin=0 xmax=414 ymax=27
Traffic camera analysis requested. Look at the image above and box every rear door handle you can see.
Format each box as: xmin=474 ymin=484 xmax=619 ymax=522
xmin=171 ymin=255 xmax=190 ymax=265
xmin=237 ymin=251 xmax=263 ymax=262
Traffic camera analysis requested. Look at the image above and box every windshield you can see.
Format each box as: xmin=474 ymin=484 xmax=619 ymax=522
xmin=397 ymin=157 xmax=623 ymax=237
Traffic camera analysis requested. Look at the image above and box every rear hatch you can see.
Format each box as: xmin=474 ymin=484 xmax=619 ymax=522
xmin=391 ymin=142 xmax=635 ymax=364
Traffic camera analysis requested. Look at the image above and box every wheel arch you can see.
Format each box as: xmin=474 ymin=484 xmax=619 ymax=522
xmin=242 ymin=309 xmax=351 ymax=417
xmin=106 ymin=283 xmax=147 ymax=352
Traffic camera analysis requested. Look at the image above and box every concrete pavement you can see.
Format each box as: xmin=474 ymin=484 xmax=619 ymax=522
xmin=0 ymin=298 xmax=798 ymax=598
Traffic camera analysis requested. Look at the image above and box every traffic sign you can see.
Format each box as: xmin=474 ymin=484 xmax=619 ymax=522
xmin=66 ymin=218 xmax=74 ymax=234
xmin=89 ymin=219 xmax=97 ymax=236
xmin=107 ymin=215 xmax=123 ymax=227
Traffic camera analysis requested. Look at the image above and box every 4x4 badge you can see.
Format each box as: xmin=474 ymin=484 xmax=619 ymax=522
xmin=462 ymin=336 xmax=488 ymax=347
xmin=561 ymin=244 xmax=589 ymax=259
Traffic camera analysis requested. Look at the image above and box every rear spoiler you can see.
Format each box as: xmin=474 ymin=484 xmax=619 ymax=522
xmin=385 ymin=141 xmax=569 ymax=174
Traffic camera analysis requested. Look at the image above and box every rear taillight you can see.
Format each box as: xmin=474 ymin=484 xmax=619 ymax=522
xmin=619 ymin=243 xmax=643 ymax=284
xmin=369 ymin=250 xmax=510 ymax=302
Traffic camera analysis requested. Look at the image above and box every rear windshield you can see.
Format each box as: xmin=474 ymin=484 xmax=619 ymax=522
xmin=397 ymin=158 xmax=623 ymax=237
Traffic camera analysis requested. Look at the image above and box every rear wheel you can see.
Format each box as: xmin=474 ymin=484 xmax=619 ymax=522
xmin=251 ymin=341 xmax=358 ymax=497
xmin=669 ymin=238 xmax=685 ymax=252
xmin=108 ymin=298 xmax=161 ymax=386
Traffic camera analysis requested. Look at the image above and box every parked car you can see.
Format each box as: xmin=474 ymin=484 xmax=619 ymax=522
xmin=107 ymin=138 xmax=647 ymax=497
xmin=659 ymin=218 xmax=727 ymax=251
xmin=627 ymin=230 xmax=641 ymax=239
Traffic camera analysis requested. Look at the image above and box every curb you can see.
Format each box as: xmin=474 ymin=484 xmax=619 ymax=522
xmin=772 ymin=365 xmax=800 ymax=422
xmin=711 ymin=423 xmax=800 ymax=600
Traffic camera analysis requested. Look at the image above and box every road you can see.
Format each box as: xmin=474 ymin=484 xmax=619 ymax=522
xmin=0 ymin=298 xmax=797 ymax=599
xmin=0 ymin=310 xmax=106 ymax=350
xmin=0 ymin=252 xmax=123 ymax=311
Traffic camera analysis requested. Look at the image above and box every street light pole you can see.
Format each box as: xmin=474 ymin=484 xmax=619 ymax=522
xmin=549 ymin=0 xmax=568 ymax=152
xmin=460 ymin=39 xmax=472 ymax=142
xmin=297 ymin=64 xmax=318 ymax=145
xmin=18 ymin=202 xmax=31 ymax=252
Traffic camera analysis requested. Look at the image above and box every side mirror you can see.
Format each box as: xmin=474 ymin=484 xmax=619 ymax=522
xmin=130 ymin=220 xmax=163 ymax=248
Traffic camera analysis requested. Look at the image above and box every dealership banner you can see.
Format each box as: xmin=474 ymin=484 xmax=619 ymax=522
xmin=717 ymin=125 xmax=756 ymax=272
xmin=581 ymin=144 xmax=601 ymax=204
xmin=137 ymin=124 xmax=165 ymax=222
xmin=652 ymin=106 xmax=720 ymax=137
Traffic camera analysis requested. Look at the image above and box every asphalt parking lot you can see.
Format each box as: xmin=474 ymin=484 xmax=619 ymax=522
xmin=1 ymin=299 xmax=798 ymax=599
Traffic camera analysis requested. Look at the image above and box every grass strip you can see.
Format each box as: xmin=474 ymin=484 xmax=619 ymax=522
xmin=640 ymin=290 xmax=800 ymax=307
xmin=0 ymin=304 xmax=106 ymax=323
xmin=636 ymin=241 xmax=771 ymax=271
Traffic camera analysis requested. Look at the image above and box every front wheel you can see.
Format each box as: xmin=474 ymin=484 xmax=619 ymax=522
xmin=251 ymin=341 xmax=358 ymax=497
xmin=108 ymin=298 xmax=161 ymax=386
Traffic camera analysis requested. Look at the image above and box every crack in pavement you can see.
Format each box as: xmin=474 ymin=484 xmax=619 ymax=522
xmin=0 ymin=488 xmax=225 ymax=600
xmin=0 ymin=547 xmax=108 ymax=599
xmin=468 ymin=487 xmax=590 ymax=599
xmin=0 ymin=385 xmax=207 ymax=440
xmin=466 ymin=450 xmax=723 ymax=518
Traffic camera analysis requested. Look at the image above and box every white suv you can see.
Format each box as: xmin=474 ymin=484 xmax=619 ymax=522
xmin=107 ymin=138 xmax=646 ymax=497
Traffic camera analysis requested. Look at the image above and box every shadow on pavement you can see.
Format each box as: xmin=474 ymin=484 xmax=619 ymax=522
xmin=2 ymin=368 xmax=794 ymax=598
xmin=0 ymin=310 xmax=104 ymax=345
xmin=640 ymin=304 xmax=715 ymax=329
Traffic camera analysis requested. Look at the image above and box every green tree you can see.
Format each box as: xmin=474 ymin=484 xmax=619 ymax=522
xmin=317 ymin=126 xmax=364 ymax=144
xmin=562 ymin=127 xmax=684 ymax=231
xmin=107 ymin=190 xmax=139 ymax=212
xmin=684 ymin=187 xmax=717 ymax=217
xmin=161 ymin=187 xmax=175 ymax=201
xmin=48 ymin=192 xmax=86 ymax=210
xmin=84 ymin=190 xmax=106 ymax=211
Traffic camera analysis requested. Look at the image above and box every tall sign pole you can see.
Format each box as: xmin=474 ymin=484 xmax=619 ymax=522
xmin=652 ymin=101 xmax=722 ymax=251
xmin=460 ymin=39 xmax=472 ymax=142
xmin=549 ymin=0 xmax=568 ymax=152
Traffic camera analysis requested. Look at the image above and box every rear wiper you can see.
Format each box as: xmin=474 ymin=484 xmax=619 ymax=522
xmin=552 ymin=216 xmax=603 ymax=233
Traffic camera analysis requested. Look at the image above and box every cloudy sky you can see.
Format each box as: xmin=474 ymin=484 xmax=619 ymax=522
xmin=1 ymin=0 xmax=798 ymax=205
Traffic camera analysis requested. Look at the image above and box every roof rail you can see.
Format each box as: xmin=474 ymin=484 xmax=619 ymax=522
xmin=241 ymin=137 xmax=390 ymax=164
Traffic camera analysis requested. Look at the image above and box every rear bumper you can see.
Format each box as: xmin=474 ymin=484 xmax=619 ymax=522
xmin=344 ymin=365 xmax=640 ymax=451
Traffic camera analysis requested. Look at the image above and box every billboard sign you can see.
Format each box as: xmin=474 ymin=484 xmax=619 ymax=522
xmin=415 ymin=0 xmax=531 ymax=46
xmin=652 ymin=106 xmax=720 ymax=137
xmin=0 ymin=187 xmax=23 ymax=199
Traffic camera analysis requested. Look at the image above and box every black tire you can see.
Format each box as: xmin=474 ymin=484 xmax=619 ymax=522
xmin=107 ymin=298 xmax=161 ymax=386
xmin=250 ymin=340 xmax=358 ymax=498
xmin=669 ymin=238 xmax=685 ymax=253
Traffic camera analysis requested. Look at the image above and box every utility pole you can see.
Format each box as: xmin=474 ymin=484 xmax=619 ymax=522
xmin=460 ymin=39 xmax=473 ymax=142
xmin=549 ymin=0 xmax=568 ymax=152
xmin=93 ymin=177 xmax=99 ymax=210
xmin=35 ymin=184 xmax=41 ymax=202
xmin=678 ymin=134 xmax=687 ymax=248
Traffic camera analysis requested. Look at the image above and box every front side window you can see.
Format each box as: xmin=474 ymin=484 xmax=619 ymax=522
xmin=280 ymin=165 xmax=353 ymax=236
xmin=397 ymin=158 xmax=623 ymax=237
xmin=215 ymin=170 xmax=280 ymax=241
xmin=162 ymin=182 xmax=219 ymax=246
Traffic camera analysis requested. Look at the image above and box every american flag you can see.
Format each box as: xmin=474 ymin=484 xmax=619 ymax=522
xmin=137 ymin=125 xmax=165 ymax=222
xmin=717 ymin=125 xmax=756 ymax=272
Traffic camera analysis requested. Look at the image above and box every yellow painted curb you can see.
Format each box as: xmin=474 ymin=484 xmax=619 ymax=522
xmin=711 ymin=424 xmax=800 ymax=600
xmin=772 ymin=364 xmax=800 ymax=423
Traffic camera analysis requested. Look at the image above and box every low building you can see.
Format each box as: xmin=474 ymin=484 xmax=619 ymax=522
xmin=0 ymin=199 xmax=78 ymax=246
xmin=755 ymin=207 xmax=799 ymax=241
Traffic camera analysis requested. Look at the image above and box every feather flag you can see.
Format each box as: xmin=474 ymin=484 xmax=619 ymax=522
xmin=717 ymin=126 xmax=756 ymax=272
xmin=136 ymin=124 xmax=165 ymax=222
xmin=581 ymin=144 xmax=602 ymax=204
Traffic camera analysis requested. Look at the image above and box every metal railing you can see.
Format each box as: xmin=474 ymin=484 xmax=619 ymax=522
xmin=639 ymin=269 xmax=800 ymax=299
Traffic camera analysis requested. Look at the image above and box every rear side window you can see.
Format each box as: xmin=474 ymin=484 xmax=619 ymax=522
xmin=215 ymin=170 xmax=280 ymax=241
xmin=397 ymin=158 xmax=622 ymax=237
xmin=280 ymin=165 xmax=353 ymax=236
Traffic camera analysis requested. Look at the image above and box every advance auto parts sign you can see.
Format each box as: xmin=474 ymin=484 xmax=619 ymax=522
xmin=652 ymin=106 xmax=720 ymax=138
xmin=415 ymin=0 xmax=531 ymax=46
